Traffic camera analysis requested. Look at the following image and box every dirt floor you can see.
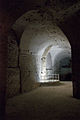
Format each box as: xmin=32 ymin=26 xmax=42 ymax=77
xmin=6 ymin=82 xmax=80 ymax=120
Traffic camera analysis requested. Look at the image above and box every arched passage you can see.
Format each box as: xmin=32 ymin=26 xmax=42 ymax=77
xmin=1 ymin=1 xmax=80 ymax=120
xmin=17 ymin=10 xmax=71 ymax=91
xmin=40 ymin=45 xmax=53 ymax=81
xmin=40 ymin=45 xmax=71 ymax=82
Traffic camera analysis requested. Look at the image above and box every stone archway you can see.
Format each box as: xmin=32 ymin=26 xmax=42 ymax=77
xmin=17 ymin=9 xmax=71 ymax=90
xmin=40 ymin=45 xmax=71 ymax=83
xmin=1 ymin=1 xmax=80 ymax=119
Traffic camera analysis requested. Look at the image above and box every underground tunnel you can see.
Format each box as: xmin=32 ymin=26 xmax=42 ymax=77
xmin=0 ymin=0 xmax=79 ymax=120
xmin=7 ymin=9 xmax=72 ymax=97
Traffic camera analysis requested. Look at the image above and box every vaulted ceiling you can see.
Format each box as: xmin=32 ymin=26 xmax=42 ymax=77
xmin=1 ymin=0 xmax=80 ymax=21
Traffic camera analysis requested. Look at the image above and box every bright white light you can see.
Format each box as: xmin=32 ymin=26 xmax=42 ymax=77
xmin=40 ymin=73 xmax=60 ymax=83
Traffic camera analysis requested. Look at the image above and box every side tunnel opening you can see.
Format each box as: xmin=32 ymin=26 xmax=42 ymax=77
xmin=40 ymin=45 xmax=72 ymax=83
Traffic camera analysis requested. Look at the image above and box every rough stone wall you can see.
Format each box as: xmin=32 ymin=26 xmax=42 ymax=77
xmin=8 ymin=30 xmax=18 ymax=67
xmin=20 ymin=52 xmax=40 ymax=92
xmin=7 ymin=68 xmax=20 ymax=97
xmin=7 ymin=30 xmax=20 ymax=98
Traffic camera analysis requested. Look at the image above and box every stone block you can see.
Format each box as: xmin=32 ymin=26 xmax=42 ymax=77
xmin=7 ymin=68 xmax=20 ymax=98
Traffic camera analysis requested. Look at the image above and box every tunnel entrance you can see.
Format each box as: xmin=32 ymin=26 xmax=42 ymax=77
xmin=40 ymin=45 xmax=72 ymax=83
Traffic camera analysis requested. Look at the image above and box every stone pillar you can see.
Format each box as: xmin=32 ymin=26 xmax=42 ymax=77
xmin=59 ymin=18 xmax=80 ymax=99
xmin=0 ymin=34 xmax=7 ymax=120
xmin=7 ymin=30 xmax=20 ymax=98
xmin=0 ymin=11 xmax=9 ymax=119
xmin=72 ymin=44 xmax=80 ymax=99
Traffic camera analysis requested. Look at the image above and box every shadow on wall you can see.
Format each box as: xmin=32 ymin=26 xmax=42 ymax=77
xmin=60 ymin=73 xmax=72 ymax=81
xmin=59 ymin=57 xmax=72 ymax=81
